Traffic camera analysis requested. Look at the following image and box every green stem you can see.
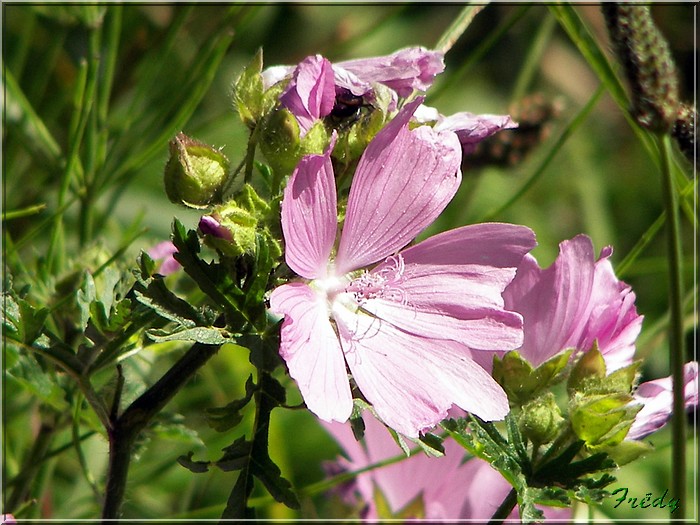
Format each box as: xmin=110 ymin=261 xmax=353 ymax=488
xmin=489 ymin=487 xmax=518 ymax=524
xmin=658 ymin=133 xmax=686 ymax=518
xmin=101 ymin=342 xmax=221 ymax=521
xmin=483 ymin=83 xmax=604 ymax=221
xmin=434 ymin=3 xmax=488 ymax=55
xmin=6 ymin=415 xmax=59 ymax=513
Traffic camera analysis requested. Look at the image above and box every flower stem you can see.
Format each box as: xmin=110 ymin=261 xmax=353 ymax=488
xmin=101 ymin=342 xmax=221 ymax=521
xmin=658 ymin=132 xmax=686 ymax=518
xmin=489 ymin=487 xmax=518 ymax=524
xmin=434 ymin=3 xmax=488 ymax=55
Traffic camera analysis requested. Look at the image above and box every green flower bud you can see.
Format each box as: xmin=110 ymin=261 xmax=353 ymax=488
xmin=519 ymin=392 xmax=563 ymax=445
xmin=200 ymin=184 xmax=281 ymax=259
xmin=602 ymin=4 xmax=680 ymax=132
xmin=258 ymin=108 xmax=302 ymax=177
xmin=164 ymin=133 xmax=230 ymax=209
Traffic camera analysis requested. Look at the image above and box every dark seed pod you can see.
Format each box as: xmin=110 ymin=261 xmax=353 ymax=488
xmin=601 ymin=3 xmax=680 ymax=133
xmin=671 ymin=103 xmax=696 ymax=163
xmin=462 ymin=93 xmax=563 ymax=170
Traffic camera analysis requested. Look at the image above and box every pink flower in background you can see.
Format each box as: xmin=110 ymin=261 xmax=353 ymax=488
xmin=502 ymin=234 xmax=643 ymax=370
xmin=269 ymin=97 xmax=536 ymax=437
xmin=147 ymin=240 xmax=180 ymax=276
xmin=627 ymin=362 xmax=698 ymax=440
xmin=323 ymin=414 xmax=571 ymax=521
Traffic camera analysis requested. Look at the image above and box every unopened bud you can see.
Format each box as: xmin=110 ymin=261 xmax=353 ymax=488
xmin=602 ymin=4 xmax=680 ymax=132
xmin=519 ymin=392 xmax=563 ymax=445
xmin=164 ymin=133 xmax=230 ymax=209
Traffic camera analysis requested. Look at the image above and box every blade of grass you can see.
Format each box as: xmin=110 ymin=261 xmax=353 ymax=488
xmin=482 ymin=83 xmax=605 ymax=221
xmin=4 ymin=68 xmax=64 ymax=171
xmin=548 ymin=4 xmax=659 ymax=166
xmin=510 ymin=11 xmax=556 ymax=103
xmin=434 ymin=3 xmax=489 ymax=55
xmin=427 ymin=4 xmax=530 ymax=104
xmin=102 ymin=9 xmax=239 ymax=188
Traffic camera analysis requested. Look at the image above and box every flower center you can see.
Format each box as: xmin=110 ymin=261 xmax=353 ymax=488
xmin=345 ymin=255 xmax=408 ymax=305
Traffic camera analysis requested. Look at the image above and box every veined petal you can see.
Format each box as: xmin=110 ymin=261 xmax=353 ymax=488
xmin=362 ymin=298 xmax=523 ymax=351
xmin=280 ymin=55 xmax=336 ymax=135
xmin=335 ymin=98 xmax=462 ymax=274
xmin=504 ymin=234 xmax=596 ymax=367
xmin=334 ymin=306 xmax=508 ymax=437
xmin=579 ymin=249 xmax=643 ymax=371
xmin=281 ymin=139 xmax=337 ymax=279
xmin=269 ymin=283 xmax=353 ymax=423
xmin=434 ymin=112 xmax=517 ymax=155
xmin=337 ymin=47 xmax=445 ymax=97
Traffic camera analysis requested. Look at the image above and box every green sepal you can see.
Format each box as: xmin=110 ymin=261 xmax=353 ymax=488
xmin=232 ymin=49 xmax=266 ymax=128
xmin=493 ymin=349 xmax=572 ymax=406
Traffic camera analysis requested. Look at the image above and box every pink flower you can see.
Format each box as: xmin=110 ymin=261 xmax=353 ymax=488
xmin=414 ymin=104 xmax=518 ymax=155
xmin=502 ymin=234 xmax=643 ymax=370
xmin=627 ymin=361 xmax=698 ymax=440
xmin=264 ymin=47 xmax=445 ymax=133
xmin=269 ymin=98 xmax=536 ymax=437
xmin=323 ymin=414 xmax=572 ymax=521
xmin=1 ymin=514 xmax=17 ymax=524
xmin=147 ymin=240 xmax=181 ymax=276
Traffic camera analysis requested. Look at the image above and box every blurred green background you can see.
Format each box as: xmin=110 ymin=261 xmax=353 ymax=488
xmin=3 ymin=3 xmax=696 ymax=520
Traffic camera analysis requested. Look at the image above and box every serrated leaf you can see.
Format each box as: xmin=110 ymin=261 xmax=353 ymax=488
xmin=415 ymin=432 xmax=445 ymax=457
xmin=177 ymin=451 xmax=211 ymax=473
xmin=531 ymin=486 xmax=571 ymax=507
xmin=146 ymin=326 xmax=234 ymax=345
xmin=6 ymin=354 xmax=69 ymax=411
xmin=216 ymin=437 xmax=254 ymax=472
xmin=250 ymin=452 xmax=299 ymax=509
xmin=206 ymin=375 xmax=256 ymax=432
xmin=519 ymin=486 xmax=546 ymax=523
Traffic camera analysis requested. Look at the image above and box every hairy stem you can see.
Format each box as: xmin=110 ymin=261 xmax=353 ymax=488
xmin=489 ymin=487 xmax=518 ymax=524
xmin=101 ymin=342 xmax=221 ymax=522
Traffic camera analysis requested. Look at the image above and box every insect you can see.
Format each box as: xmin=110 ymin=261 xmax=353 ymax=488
xmin=326 ymin=88 xmax=373 ymax=129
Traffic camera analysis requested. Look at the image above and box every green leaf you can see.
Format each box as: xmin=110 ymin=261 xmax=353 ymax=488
xmin=177 ymin=451 xmax=211 ymax=473
xmin=145 ymin=326 xmax=234 ymax=345
xmin=250 ymin=450 xmax=299 ymax=510
xmin=416 ymin=432 xmax=445 ymax=458
xmin=216 ymin=437 xmax=254 ymax=472
xmin=205 ymin=375 xmax=256 ymax=432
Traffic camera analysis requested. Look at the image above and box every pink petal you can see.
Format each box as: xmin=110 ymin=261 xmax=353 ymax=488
xmin=351 ymin=223 xmax=536 ymax=351
xmin=579 ymin=248 xmax=643 ymax=371
xmin=333 ymin=306 xmax=508 ymax=437
xmin=280 ymin=139 xmax=337 ymax=279
xmin=503 ymin=235 xmax=596 ymax=367
xmin=269 ymin=283 xmax=353 ymax=423
xmin=434 ymin=112 xmax=518 ymax=155
xmin=627 ymin=361 xmax=698 ymax=440
xmin=337 ymin=47 xmax=445 ymax=97
xmin=279 ymin=55 xmax=336 ymax=136
xmin=335 ymin=98 xmax=462 ymax=274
